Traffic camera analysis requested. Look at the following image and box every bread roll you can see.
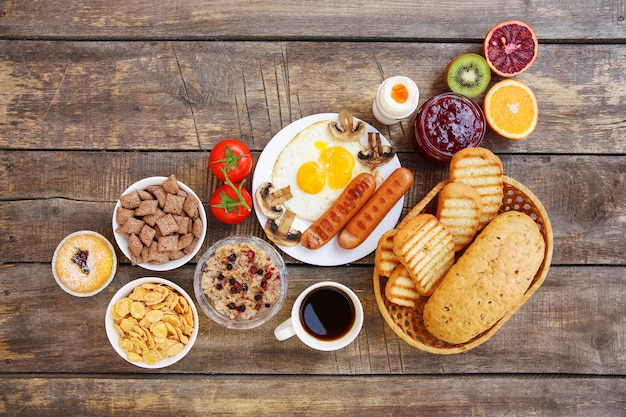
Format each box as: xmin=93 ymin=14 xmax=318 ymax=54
xmin=423 ymin=211 xmax=545 ymax=344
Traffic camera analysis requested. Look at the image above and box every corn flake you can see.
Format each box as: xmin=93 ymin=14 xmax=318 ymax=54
xmin=111 ymin=282 xmax=194 ymax=365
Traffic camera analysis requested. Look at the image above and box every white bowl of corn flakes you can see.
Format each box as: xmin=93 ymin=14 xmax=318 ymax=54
xmin=105 ymin=277 xmax=199 ymax=368
xmin=112 ymin=175 xmax=207 ymax=271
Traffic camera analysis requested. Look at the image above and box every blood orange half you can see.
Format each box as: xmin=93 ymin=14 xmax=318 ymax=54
xmin=483 ymin=20 xmax=539 ymax=77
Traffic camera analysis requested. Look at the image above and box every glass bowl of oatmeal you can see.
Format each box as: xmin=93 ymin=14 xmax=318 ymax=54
xmin=193 ymin=235 xmax=288 ymax=330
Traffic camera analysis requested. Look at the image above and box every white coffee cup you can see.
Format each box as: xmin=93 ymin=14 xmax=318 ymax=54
xmin=274 ymin=281 xmax=364 ymax=351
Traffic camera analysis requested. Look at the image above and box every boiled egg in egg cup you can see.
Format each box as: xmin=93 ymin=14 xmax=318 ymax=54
xmin=372 ymin=76 xmax=420 ymax=125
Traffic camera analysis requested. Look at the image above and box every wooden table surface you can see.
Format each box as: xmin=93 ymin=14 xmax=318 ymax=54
xmin=1 ymin=1 xmax=624 ymax=415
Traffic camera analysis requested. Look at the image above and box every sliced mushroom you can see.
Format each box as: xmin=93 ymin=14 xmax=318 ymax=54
xmin=328 ymin=108 xmax=366 ymax=141
xmin=255 ymin=182 xmax=293 ymax=220
xmin=264 ymin=210 xmax=301 ymax=247
xmin=358 ymin=132 xmax=395 ymax=168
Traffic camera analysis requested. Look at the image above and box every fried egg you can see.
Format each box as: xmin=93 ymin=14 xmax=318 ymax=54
xmin=272 ymin=120 xmax=371 ymax=221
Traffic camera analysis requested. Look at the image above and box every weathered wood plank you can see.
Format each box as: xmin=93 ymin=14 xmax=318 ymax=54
xmin=1 ymin=152 xmax=623 ymax=265
xmin=1 ymin=0 xmax=625 ymax=41
xmin=0 ymin=264 xmax=623 ymax=375
xmin=1 ymin=41 xmax=625 ymax=154
xmin=0 ymin=376 xmax=624 ymax=417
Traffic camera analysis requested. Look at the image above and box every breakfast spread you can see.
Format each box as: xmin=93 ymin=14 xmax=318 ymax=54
xmin=199 ymin=241 xmax=283 ymax=320
xmin=53 ymin=231 xmax=116 ymax=296
xmin=115 ymin=174 xmax=203 ymax=265
xmin=43 ymin=18 xmax=548 ymax=364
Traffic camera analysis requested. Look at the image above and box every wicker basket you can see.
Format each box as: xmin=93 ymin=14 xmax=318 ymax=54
xmin=373 ymin=175 xmax=553 ymax=354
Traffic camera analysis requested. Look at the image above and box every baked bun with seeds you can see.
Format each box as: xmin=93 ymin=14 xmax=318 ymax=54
xmin=423 ymin=211 xmax=546 ymax=344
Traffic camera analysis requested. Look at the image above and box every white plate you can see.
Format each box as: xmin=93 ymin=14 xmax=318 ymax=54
xmin=252 ymin=113 xmax=404 ymax=266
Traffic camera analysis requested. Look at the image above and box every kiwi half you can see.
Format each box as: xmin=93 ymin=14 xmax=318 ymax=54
xmin=445 ymin=53 xmax=492 ymax=98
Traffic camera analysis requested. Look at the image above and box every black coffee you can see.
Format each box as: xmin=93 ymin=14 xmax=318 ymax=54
xmin=300 ymin=287 xmax=355 ymax=341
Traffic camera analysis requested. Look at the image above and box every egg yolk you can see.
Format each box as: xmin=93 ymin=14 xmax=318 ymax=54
xmin=319 ymin=146 xmax=355 ymax=189
xmin=296 ymin=161 xmax=326 ymax=194
xmin=391 ymin=83 xmax=409 ymax=104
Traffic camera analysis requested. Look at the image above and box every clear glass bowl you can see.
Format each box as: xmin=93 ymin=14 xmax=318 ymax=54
xmin=194 ymin=235 xmax=288 ymax=330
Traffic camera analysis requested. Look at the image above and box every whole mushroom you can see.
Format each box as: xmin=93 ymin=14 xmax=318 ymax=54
xmin=328 ymin=109 xmax=366 ymax=141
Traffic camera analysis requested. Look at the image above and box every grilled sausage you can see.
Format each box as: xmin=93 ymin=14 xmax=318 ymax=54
xmin=300 ymin=172 xmax=377 ymax=250
xmin=338 ymin=167 xmax=414 ymax=249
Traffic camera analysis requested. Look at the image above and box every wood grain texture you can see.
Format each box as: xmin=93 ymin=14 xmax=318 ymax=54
xmin=1 ymin=0 xmax=625 ymax=41
xmin=0 ymin=264 xmax=623 ymax=376
xmin=0 ymin=376 xmax=624 ymax=416
xmin=1 ymin=41 xmax=625 ymax=153
xmin=0 ymin=1 xmax=624 ymax=414
xmin=0 ymin=152 xmax=624 ymax=265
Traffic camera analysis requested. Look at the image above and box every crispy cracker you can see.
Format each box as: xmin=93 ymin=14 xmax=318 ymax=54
xmin=393 ymin=214 xmax=455 ymax=296
xmin=436 ymin=182 xmax=482 ymax=252
xmin=449 ymin=147 xmax=504 ymax=230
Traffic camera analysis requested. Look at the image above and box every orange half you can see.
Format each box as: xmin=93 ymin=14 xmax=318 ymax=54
xmin=483 ymin=79 xmax=538 ymax=140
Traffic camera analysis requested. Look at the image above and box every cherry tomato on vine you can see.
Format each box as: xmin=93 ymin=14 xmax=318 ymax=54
xmin=210 ymin=182 xmax=252 ymax=224
xmin=209 ymin=139 xmax=253 ymax=183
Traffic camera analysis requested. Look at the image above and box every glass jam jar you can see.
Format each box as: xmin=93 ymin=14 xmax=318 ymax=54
xmin=412 ymin=92 xmax=486 ymax=164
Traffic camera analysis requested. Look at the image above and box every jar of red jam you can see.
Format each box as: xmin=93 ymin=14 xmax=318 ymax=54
xmin=412 ymin=92 xmax=486 ymax=164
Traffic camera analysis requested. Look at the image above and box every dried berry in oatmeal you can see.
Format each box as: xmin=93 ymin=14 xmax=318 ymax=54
xmin=201 ymin=243 xmax=281 ymax=320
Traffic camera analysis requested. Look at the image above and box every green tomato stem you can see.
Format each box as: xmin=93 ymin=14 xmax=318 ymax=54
xmin=213 ymin=166 xmax=251 ymax=212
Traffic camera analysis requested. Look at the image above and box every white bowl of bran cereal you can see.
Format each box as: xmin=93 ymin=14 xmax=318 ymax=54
xmin=112 ymin=175 xmax=207 ymax=271
xmin=105 ymin=277 xmax=199 ymax=368
xmin=194 ymin=235 xmax=288 ymax=330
